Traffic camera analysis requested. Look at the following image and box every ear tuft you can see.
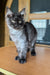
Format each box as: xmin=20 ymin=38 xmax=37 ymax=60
xmin=6 ymin=6 xmax=11 ymax=12
xmin=6 ymin=6 xmax=9 ymax=9
xmin=20 ymin=8 xmax=26 ymax=15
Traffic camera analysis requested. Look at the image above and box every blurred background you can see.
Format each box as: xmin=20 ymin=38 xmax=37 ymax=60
xmin=0 ymin=0 xmax=50 ymax=47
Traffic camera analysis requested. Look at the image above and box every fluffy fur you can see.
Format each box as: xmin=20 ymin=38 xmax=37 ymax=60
xmin=5 ymin=7 xmax=37 ymax=64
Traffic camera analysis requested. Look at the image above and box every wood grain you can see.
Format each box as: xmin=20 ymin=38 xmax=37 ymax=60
xmin=29 ymin=13 xmax=50 ymax=20
xmin=0 ymin=46 xmax=50 ymax=75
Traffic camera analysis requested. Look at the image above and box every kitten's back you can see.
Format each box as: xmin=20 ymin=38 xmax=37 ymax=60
xmin=24 ymin=22 xmax=37 ymax=42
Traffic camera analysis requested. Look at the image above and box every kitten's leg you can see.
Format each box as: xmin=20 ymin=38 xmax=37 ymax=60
xmin=19 ymin=57 xmax=26 ymax=64
xmin=19 ymin=51 xmax=27 ymax=64
xmin=15 ymin=50 xmax=26 ymax=63
xmin=30 ymin=36 xmax=37 ymax=56
xmin=15 ymin=50 xmax=19 ymax=60
xmin=30 ymin=42 xmax=36 ymax=56
xmin=27 ymin=48 xmax=30 ymax=52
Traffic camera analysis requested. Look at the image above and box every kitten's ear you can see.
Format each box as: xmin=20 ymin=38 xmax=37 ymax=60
xmin=6 ymin=6 xmax=11 ymax=12
xmin=6 ymin=6 xmax=13 ymax=18
xmin=20 ymin=8 xmax=26 ymax=16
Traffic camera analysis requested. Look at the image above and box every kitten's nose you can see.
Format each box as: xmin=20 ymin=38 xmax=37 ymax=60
xmin=14 ymin=25 xmax=17 ymax=28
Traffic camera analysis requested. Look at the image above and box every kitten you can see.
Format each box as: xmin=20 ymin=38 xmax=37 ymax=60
xmin=5 ymin=7 xmax=37 ymax=64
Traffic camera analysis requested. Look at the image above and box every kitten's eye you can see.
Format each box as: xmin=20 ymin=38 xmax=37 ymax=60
xmin=19 ymin=21 xmax=22 ymax=23
xmin=11 ymin=20 xmax=16 ymax=23
xmin=7 ymin=14 xmax=12 ymax=18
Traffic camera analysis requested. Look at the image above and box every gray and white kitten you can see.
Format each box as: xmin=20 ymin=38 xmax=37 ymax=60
xmin=5 ymin=7 xmax=37 ymax=64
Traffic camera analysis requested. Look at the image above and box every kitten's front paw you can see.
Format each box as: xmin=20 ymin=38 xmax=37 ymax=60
xmin=31 ymin=51 xmax=36 ymax=56
xmin=15 ymin=56 xmax=19 ymax=60
xmin=19 ymin=59 xmax=26 ymax=64
xmin=27 ymin=48 xmax=30 ymax=53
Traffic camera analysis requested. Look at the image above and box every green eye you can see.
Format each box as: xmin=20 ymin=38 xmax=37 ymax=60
xmin=11 ymin=20 xmax=15 ymax=23
xmin=19 ymin=21 xmax=21 ymax=23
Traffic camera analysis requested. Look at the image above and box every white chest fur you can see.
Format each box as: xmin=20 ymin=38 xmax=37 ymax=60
xmin=9 ymin=26 xmax=24 ymax=42
xmin=8 ymin=25 xmax=28 ymax=50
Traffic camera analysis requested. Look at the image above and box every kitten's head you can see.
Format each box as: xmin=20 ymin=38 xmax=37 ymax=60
xmin=6 ymin=7 xmax=25 ymax=29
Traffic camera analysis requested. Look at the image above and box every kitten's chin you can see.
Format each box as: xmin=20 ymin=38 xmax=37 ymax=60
xmin=9 ymin=24 xmax=24 ymax=30
xmin=14 ymin=26 xmax=24 ymax=30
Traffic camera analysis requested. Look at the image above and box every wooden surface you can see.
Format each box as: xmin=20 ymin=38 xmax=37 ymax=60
xmin=29 ymin=13 xmax=50 ymax=20
xmin=0 ymin=46 xmax=50 ymax=75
